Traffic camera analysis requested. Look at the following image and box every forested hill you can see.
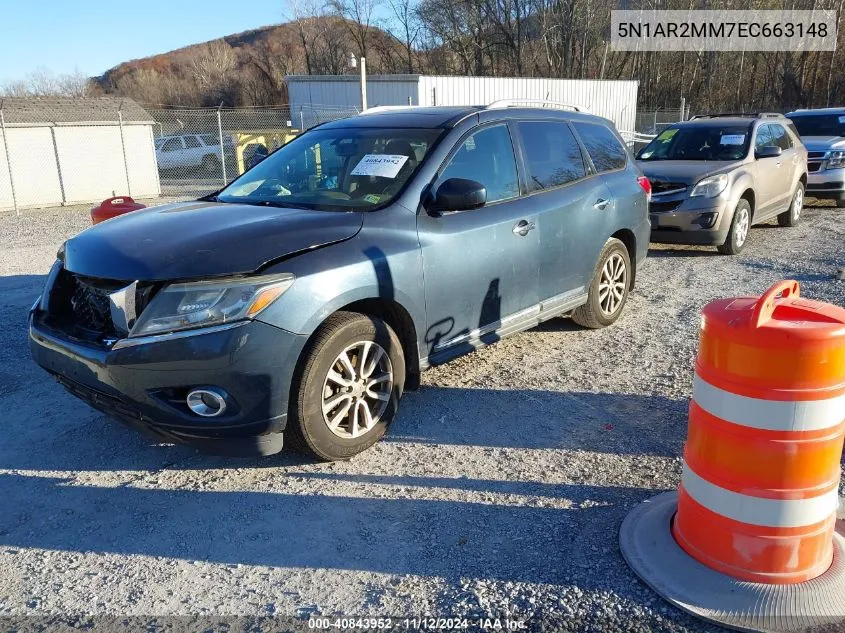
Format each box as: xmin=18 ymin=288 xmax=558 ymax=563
xmin=95 ymin=1 xmax=845 ymax=112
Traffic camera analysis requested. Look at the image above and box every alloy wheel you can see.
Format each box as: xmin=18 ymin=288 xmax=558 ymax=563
xmin=321 ymin=341 xmax=394 ymax=439
xmin=598 ymin=252 xmax=628 ymax=317
xmin=793 ymin=188 xmax=803 ymax=221
xmin=735 ymin=208 xmax=750 ymax=247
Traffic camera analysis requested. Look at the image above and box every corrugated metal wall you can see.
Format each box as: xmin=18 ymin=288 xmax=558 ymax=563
xmin=287 ymin=75 xmax=420 ymax=113
xmin=418 ymin=76 xmax=638 ymax=131
xmin=286 ymin=75 xmax=638 ymax=132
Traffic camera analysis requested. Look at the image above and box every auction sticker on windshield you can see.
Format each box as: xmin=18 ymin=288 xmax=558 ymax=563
xmin=720 ymin=134 xmax=746 ymax=145
xmin=351 ymin=154 xmax=409 ymax=178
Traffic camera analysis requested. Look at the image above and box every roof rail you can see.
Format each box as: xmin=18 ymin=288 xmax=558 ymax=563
xmin=690 ymin=112 xmax=785 ymax=120
xmin=357 ymin=105 xmax=412 ymax=115
xmin=486 ymin=99 xmax=589 ymax=113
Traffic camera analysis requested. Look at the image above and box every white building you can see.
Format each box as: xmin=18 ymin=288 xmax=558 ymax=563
xmin=287 ymin=75 xmax=639 ymax=131
xmin=0 ymin=97 xmax=160 ymax=211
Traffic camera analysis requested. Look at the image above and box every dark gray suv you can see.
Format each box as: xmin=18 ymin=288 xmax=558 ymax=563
xmin=29 ymin=104 xmax=650 ymax=460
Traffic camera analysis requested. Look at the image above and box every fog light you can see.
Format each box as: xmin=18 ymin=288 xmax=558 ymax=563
xmin=695 ymin=212 xmax=718 ymax=229
xmin=186 ymin=388 xmax=227 ymax=417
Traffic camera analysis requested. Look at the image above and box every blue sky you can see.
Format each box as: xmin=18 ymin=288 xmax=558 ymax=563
xmin=0 ymin=0 xmax=292 ymax=84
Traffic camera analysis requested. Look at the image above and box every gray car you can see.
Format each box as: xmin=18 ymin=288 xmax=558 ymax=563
xmin=786 ymin=107 xmax=845 ymax=208
xmin=29 ymin=103 xmax=649 ymax=461
xmin=637 ymin=113 xmax=808 ymax=254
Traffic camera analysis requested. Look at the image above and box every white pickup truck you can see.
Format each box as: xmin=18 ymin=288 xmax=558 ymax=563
xmin=787 ymin=108 xmax=845 ymax=208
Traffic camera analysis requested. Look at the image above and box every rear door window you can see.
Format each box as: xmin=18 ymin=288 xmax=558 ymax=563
xmin=439 ymin=124 xmax=519 ymax=203
xmin=517 ymin=121 xmax=586 ymax=191
xmin=184 ymin=135 xmax=201 ymax=149
xmin=572 ymin=122 xmax=627 ymax=172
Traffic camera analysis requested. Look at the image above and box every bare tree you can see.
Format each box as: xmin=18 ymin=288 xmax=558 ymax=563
xmin=1 ymin=68 xmax=92 ymax=98
xmin=386 ymin=0 xmax=421 ymax=72
xmin=190 ymin=41 xmax=237 ymax=93
xmin=330 ymin=0 xmax=381 ymax=58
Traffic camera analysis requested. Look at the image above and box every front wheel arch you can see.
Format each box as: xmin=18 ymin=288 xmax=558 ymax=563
xmin=287 ymin=310 xmax=406 ymax=460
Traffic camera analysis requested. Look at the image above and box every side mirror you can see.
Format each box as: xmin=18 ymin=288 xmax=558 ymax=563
xmin=428 ymin=178 xmax=486 ymax=214
xmin=755 ymin=145 xmax=782 ymax=159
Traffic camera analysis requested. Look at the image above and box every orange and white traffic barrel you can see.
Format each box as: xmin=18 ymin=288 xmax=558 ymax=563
xmin=621 ymin=281 xmax=845 ymax=632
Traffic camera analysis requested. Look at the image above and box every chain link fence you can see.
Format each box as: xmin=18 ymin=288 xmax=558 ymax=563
xmin=1 ymin=98 xmax=687 ymax=213
xmin=0 ymin=98 xmax=359 ymax=213
xmin=147 ymin=104 xmax=358 ymax=202
xmin=635 ymin=108 xmax=685 ymax=135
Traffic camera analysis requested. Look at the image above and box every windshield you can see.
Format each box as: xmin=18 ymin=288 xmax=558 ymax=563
xmin=790 ymin=114 xmax=845 ymax=137
xmin=637 ymin=124 xmax=752 ymax=161
xmin=216 ymin=127 xmax=443 ymax=211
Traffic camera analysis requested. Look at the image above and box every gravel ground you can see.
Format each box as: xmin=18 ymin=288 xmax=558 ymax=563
xmin=0 ymin=198 xmax=844 ymax=632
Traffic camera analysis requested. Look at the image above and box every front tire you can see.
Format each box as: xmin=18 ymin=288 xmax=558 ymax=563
xmin=717 ymin=199 xmax=751 ymax=255
xmin=288 ymin=312 xmax=405 ymax=461
xmin=572 ymin=237 xmax=631 ymax=329
xmin=778 ymin=183 xmax=804 ymax=227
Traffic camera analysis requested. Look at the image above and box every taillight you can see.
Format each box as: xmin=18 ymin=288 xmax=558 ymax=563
xmin=637 ymin=175 xmax=652 ymax=201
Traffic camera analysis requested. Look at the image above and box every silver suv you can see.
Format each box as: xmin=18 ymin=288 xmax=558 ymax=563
xmin=636 ymin=113 xmax=808 ymax=254
xmin=786 ymin=107 xmax=845 ymax=208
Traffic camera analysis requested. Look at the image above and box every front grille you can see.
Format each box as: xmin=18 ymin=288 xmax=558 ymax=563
xmin=71 ymin=278 xmax=114 ymax=333
xmin=650 ymin=181 xmax=687 ymax=195
xmin=44 ymin=268 xmax=156 ymax=343
xmin=649 ymin=200 xmax=683 ymax=213
xmin=46 ymin=269 xmax=124 ymax=340
xmin=808 ymin=151 xmax=827 ymax=159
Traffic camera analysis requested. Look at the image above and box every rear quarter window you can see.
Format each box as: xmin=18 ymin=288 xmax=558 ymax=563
xmin=572 ymin=121 xmax=627 ymax=172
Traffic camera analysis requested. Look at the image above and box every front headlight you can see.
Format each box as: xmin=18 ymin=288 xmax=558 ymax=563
xmin=690 ymin=174 xmax=729 ymax=198
xmin=130 ymin=273 xmax=295 ymax=337
xmin=827 ymin=150 xmax=845 ymax=169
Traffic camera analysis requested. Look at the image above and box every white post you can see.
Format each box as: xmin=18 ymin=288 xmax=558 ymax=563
xmin=359 ymin=56 xmax=368 ymax=111
xmin=680 ymin=97 xmax=686 ymax=121
xmin=217 ymin=103 xmax=227 ymax=185
xmin=0 ymin=105 xmax=19 ymax=215
xmin=117 ymin=105 xmax=132 ymax=196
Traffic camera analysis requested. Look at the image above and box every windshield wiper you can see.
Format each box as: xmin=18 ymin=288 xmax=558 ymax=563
xmin=236 ymin=199 xmax=302 ymax=209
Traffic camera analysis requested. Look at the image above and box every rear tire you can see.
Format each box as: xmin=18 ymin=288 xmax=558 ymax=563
xmin=572 ymin=238 xmax=631 ymax=329
xmin=778 ymin=183 xmax=804 ymax=227
xmin=287 ymin=312 xmax=405 ymax=461
xmin=717 ymin=199 xmax=751 ymax=255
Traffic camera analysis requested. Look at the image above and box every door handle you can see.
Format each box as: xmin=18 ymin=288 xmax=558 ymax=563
xmin=594 ymin=198 xmax=611 ymax=210
xmin=512 ymin=220 xmax=535 ymax=236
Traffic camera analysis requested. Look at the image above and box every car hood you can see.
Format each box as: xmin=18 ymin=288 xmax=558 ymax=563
xmin=636 ymin=160 xmax=742 ymax=186
xmin=63 ymin=200 xmax=364 ymax=281
xmin=799 ymin=136 xmax=845 ymax=152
